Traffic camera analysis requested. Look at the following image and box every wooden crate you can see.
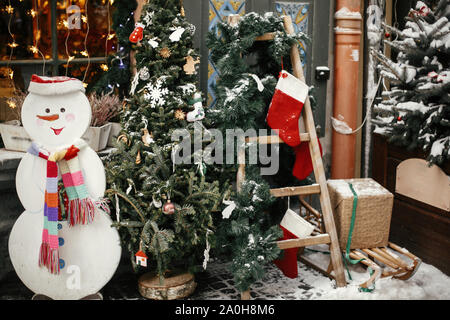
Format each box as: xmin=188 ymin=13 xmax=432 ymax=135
xmin=327 ymin=178 xmax=394 ymax=249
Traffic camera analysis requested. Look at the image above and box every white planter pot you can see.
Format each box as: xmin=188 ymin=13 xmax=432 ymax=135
xmin=82 ymin=123 xmax=112 ymax=152
xmin=0 ymin=123 xmax=32 ymax=152
xmin=107 ymin=122 xmax=122 ymax=147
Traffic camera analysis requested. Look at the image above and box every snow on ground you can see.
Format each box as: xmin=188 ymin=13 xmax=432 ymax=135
xmin=198 ymin=244 xmax=450 ymax=300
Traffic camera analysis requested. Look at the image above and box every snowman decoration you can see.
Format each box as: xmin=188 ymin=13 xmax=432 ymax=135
xmin=186 ymin=92 xmax=205 ymax=122
xmin=8 ymin=75 xmax=121 ymax=300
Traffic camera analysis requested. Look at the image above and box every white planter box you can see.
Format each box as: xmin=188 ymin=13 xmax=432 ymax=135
xmin=107 ymin=122 xmax=122 ymax=147
xmin=0 ymin=123 xmax=32 ymax=152
xmin=82 ymin=123 xmax=112 ymax=152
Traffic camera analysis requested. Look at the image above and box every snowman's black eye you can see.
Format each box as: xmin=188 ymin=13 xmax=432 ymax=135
xmin=60 ymin=108 xmax=65 ymax=113
xmin=45 ymin=108 xmax=50 ymax=113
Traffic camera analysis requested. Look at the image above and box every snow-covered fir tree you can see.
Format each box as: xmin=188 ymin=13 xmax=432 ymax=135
xmin=373 ymin=0 xmax=450 ymax=166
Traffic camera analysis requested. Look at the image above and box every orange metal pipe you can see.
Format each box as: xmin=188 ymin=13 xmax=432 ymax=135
xmin=331 ymin=0 xmax=363 ymax=179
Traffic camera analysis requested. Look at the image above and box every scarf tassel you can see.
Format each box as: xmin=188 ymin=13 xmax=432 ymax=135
xmin=39 ymin=243 xmax=60 ymax=275
xmin=67 ymin=198 xmax=96 ymax=226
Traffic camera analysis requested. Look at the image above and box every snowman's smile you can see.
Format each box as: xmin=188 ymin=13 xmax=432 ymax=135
xmin=51 ymin=127 xmax=65 ymax=135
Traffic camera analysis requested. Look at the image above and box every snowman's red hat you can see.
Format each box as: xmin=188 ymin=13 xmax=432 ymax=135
xmin=28 ymin=74 xmax=85 ymax=96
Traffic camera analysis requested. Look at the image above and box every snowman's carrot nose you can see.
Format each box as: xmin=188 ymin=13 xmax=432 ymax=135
xmin=37 ymin=114 xmax=59 ymax=121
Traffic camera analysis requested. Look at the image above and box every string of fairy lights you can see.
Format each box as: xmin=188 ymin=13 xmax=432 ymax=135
xmin=3 ymin=0 xmax=117 ymax=89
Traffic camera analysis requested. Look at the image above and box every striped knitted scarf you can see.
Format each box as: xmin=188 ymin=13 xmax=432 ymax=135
xmin=28 ymin=139 xmax=95 ymax=274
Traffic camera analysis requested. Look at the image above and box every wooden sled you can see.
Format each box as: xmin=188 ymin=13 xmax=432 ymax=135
xmin=300 ymin=195 xmax=422 ymax=291
xmin=349 ymin=242 xmax=422 ymax=290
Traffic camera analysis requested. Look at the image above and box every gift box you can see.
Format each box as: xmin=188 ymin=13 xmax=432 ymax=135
xmin=327 ymin=178 xmax=393 ymax=249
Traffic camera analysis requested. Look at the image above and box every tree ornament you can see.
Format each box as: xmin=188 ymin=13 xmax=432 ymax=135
xmin=162 ymin=200 xmax=175 ymax=215
xmin=142 ymin=128 xmax=154 ymax=146
xmin=428 ymin=71 xmax=438 ymax=79
xmin=136 ymin=150 xmax=142 ymax=164
xmin=169 ymin=27 xmax=185 ymax=42
xmin=135 ymin=241 xmax=148 ymax=267
xmin=180 ymin=0 xmax=185 ymax=17
xmin=183 ymin=55 xmax=200 ymax=75
xmin=152 ymin=196 xmax=162 ymax=208
xmin=186 ymin=92 xmax=205 ymax=122
xmin=385 ymin=32 xmax=390 ymax=38
xmin=129 ymin=23 xmax=144 ymax=43
xmin=135 ymin=250 xmax=148 ymax=267
xmin=187 ymin=24 xmax=196 ymax=36
xmin=117 ymin=134 xmax=131 ymax=146
xmin=160 ymin=47 xmax=171 ymax=59
xmin=175 ymin=109 xmax=186 ymax=120
xmin=418 ymin=4 xmax=431 ymax=16
xmin=139 ymin=67 xmax=150 ymax=81
xmin=397 ymin=116 xmax=403 ymax=122
xmin=144 ymin=79 xmax=169 ymax=108
xmin=148 ymin=37 xmax=159 ymax=48
xmin=122 ymin=100 xmax=129 ymax=111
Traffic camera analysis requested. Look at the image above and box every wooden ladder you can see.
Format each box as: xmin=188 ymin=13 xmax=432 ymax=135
xmin=229 ymin=15 xmax=347 ymax=299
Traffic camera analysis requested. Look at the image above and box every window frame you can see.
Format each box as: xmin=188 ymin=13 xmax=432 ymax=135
xmin=0 ymin=0 xmax=108 ymax=77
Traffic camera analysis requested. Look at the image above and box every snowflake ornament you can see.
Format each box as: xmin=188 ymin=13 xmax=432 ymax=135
xmin=143 ymin=11 xmax=154 ymax=26
xmin=144 ymin=79 xmax=169 ymax=108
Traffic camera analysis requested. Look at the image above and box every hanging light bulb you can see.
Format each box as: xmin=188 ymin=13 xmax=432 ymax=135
xmin=29 ymin=45 xmax=39 ymax=54
xmin=6 ymin=5 xmax=14 ymax=14
xmin=100 ymin=64 xmax=109 ymax=71
xmin=8 ymin=42 xmax=18 ymax=48
xmin=29 ymin=9 xmax=37 ymax=17
xmin=107 ymin=34 xmax=115 ymax=40
xmin=81 ymin=50 xmax=89 ymax=57
xmin=81 ymin=15 xmax=88 ymax=23
xmin=6 ymin=99 xmax=16 ymax=109
xmin=68 ymin=56 xmax=75 ymax=62
xmin=8 ymin=70 xmax=14 ymax=79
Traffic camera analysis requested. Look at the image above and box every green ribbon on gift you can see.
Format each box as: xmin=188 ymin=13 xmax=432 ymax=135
xmin=341 ymin=183 xmax=375 ymax=292
xmin=341 ymin=183 xmax=366 ymax=280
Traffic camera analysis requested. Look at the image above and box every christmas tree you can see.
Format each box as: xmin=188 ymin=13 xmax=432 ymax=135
xmin=207 ymin=12 xmax=308 ymax=292
xmin=373 ymin=0 xmax=450 ymax=166
xmin=104 ymin=0 xmax=221 ymax=281
xmin=92 ymin=0 xmax=137 ymax=97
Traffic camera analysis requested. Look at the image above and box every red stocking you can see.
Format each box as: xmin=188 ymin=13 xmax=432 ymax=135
xmin=292 ymin=139 xmax=323 ymax=181
xmin=266 ymin=70 xmax=309 ymax=147
xmin=273 ymin=226 xmax=299 ymax=279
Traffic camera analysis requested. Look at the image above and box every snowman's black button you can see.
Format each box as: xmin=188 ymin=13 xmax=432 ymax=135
xmin=59 ymin=237 xmax=64 ymax=246
xmin=58 ymin=223 xmax=62 ymax=230
xmin=59 ymin=259 xmax=65 ymax=269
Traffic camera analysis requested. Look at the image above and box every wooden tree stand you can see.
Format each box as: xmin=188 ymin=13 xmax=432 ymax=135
xmin=231 ymin=15 xmax=347 ymax=299
xmin=138 ymin=270 xmax=197 ymax=300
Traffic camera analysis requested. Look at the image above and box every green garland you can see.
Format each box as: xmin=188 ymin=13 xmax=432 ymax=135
xmin=207 ymin=12 xmax=309 ymax=292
